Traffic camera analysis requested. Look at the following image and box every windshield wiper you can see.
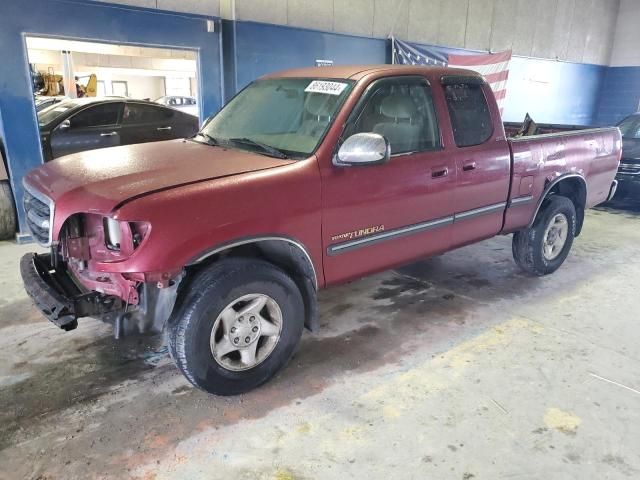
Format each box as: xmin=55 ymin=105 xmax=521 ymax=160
xmin=228 ymin=137 xmax=288 ymax=159
xmin=191 ymin=132 xmax=220 ymax=146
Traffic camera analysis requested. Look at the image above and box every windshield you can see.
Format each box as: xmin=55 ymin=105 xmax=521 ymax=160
xmin=201 ymin=78 xmax=354 ymax=157
xmin=617 ymin=115 xmax=640 ymax=139
xmin=37 ymin=101 xmax=77 ymax=126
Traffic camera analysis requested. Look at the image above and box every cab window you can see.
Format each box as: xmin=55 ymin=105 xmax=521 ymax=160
xmin=444 ymin=82 xmax=493 ymax=147
xmin=348 ymin=78 xmax=441 ymax=155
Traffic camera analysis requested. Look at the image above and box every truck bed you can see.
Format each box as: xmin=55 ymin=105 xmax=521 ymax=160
xmin=503 ymin=127 xmax=622 ymax=233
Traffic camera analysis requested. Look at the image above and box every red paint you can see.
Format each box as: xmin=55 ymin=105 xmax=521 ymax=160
xmin=23 ymin=65 xmax=621 ymax=302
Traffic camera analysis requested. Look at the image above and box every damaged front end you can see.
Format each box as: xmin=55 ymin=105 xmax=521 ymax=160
xmin=20 ymin=252 xmax=123 ymax=331
xmin=21 ymin=207 xmax=182 ymax=337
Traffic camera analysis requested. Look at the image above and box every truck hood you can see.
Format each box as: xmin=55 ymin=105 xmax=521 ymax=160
xmin=25 ymin=139 xmax=295 ymax=212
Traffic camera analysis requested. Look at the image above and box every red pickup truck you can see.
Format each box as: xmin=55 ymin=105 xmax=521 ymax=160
xmin=20 ymin=65 xmax=621 ymax=395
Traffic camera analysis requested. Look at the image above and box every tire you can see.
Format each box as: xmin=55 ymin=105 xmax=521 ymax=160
xmin=167 ymin=258 xmax=304 ymax=396
xmin=512 ymin=195 xmax=576 ymax=276
xmin=0 ymin=181 xmax=17 ymax=241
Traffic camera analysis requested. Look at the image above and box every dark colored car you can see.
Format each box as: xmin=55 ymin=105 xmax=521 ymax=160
xmin=616 ymin=113 xmax=640 ymax=197
xmin=37 ymin=98 xmax=199 ymax=161
xmin=35 ymin=96 xmax=67 ymax=112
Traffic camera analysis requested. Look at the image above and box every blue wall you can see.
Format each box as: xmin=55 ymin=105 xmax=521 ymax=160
xmin=227 ymin=21 xmax=387 ymax=97
xmin=502 ymin=58 xmax=606 ymax=126
xmin=396 ymin=40 xmax=606 ymax=126
xmin=0 ymin=0 xmax=223 ymax=236
xmin=593 ymin=67 xmax=640 ymax=126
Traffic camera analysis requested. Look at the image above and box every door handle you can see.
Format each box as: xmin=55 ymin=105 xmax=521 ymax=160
xmin=157 ymin=126 xmax=172 ymax=131
xmin=462 ymin=162 xmax=477 ymax=171
xmin=100 ymin=131 xmax=117 ymax=137
xmin=431 ymin=167 xmax=448 ymax=178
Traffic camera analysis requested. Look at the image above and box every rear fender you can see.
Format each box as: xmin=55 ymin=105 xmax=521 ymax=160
xmin=529 ymin=174 xmax=587 ymax=235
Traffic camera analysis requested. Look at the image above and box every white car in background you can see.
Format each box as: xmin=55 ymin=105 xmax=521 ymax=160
xmin=154 ymin=95 xmax=198 ymax=117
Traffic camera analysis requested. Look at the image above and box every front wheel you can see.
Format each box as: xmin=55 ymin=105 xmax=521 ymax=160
xmin=167 ymin=258 xmax=304 ymax=396
xmin=512 ymin=195 xmax=576 ymax=276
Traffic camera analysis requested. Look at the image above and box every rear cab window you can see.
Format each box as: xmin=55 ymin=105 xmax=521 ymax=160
xmin=443 ymin=78 xmax=493 ymax=147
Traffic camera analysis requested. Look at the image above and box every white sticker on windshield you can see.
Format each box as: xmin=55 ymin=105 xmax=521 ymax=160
xmin=305 ymin=80 xmax=348 ymax=96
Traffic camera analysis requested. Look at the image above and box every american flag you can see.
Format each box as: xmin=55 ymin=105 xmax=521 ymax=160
xmin=393 ymin=38 xmax=512 ymax=114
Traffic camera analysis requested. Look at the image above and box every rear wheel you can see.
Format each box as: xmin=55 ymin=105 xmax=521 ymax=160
xmin=168 ymin=258 xmax=304 ymax=396
xmin=512 ymin=195 xmax=576 ymax=276
xmin=0 ymin=181 xmax=17 ymax=241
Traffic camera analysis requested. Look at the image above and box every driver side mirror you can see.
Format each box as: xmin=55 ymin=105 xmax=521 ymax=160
xmin=334 ymin=132 xmax=390 ymax=167
xmin=58 ymin=119 xmax=71 ymax=131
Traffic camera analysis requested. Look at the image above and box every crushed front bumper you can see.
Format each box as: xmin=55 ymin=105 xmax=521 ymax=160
xmin=20 ymin=253 xmax=121 ymax=331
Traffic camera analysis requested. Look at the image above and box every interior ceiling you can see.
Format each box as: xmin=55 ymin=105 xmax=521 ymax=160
xmin=25 ymin=36 xmax=195 ymax=60
xmin=26 ymin=36 xmax=197 ymax=77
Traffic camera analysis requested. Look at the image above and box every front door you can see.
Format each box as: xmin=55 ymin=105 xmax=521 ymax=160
xmin=321 ymin=76 xmax=457 ymax=285
xmin=49 ymin=102 xmax=123 ymax=159
xmin=441 ymin=78 xmax=511 ymax=247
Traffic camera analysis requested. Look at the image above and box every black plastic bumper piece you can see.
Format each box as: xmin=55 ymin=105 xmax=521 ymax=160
xmin=20 ymin=253 xmax=80 ymax=330
xmin=20 ymin=253 xmax=122 ymax=331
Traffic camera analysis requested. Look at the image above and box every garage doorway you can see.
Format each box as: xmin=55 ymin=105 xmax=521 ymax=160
xmin=26 ymin=37 xmax=200 ymax=118
xmin=1 ymin=0 xmax=223 ymax=238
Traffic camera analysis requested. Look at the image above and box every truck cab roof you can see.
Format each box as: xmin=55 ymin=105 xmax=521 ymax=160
xmin=262 ymin=64 xmax=485 ymax=81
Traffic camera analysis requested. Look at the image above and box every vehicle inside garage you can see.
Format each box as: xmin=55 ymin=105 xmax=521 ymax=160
xmin=0 ymin=0 xmax=639 ymax=479
xmin=27 ymin=37 xmax=199 ymax=112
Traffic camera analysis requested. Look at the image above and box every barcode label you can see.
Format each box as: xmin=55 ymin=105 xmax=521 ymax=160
xmin=304 ymin=80 xmax=348 ymax=96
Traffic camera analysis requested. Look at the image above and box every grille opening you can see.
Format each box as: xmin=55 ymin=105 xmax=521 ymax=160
xmin=23 ymin=189 xmax=52 ymax=245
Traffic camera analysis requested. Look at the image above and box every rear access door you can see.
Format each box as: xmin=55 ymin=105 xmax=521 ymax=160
xmin=441 ymin=76 xmax=511 ymax=247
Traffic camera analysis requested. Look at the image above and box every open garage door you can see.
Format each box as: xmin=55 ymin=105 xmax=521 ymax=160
xmin=27 ymin=37 xmax=199 ymax=118
xmin=25 ymin=37 xmax=201 ymax=163
xmin=0 ymin=0 xmax=223 ymax=240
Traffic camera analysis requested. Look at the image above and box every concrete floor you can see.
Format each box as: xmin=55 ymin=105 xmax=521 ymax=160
xmin=1 ymin=200 xmax=639 ymax=480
